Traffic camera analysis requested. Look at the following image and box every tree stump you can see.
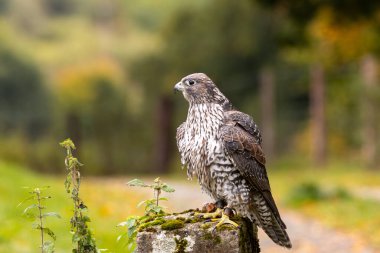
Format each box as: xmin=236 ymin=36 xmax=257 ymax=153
xmin=136 ymin=211 xmax=260 ymax=253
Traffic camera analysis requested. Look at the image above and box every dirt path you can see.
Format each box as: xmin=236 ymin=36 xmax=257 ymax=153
xmin=166 ymin=181 xmax=377 ymax=253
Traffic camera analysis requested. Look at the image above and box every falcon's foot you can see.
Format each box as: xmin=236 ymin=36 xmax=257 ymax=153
xmin=198 ymin=208 xmax=223 ymax=219
xmin=197 ymin=207 xmax=240 ymax=229
xmin=212 ymin=208 xmax=240 ymax=229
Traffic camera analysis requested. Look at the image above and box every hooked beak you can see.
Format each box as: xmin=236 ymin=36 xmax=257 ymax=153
xmin=174 ymin=82 xmax=184 ymax=93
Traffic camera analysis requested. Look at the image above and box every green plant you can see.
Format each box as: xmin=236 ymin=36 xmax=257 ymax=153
xmin=19 ymin=186 xmax=60 ymax=253
xmin=60 ymin=138 xmax=101 ymax=253
xmin=116 ymin=216 xmax=139 ymax=252
xmin=127 ymin=177 xmax=175 ymax=215
xmin=117 ymin=178 xmax=175 ymax=251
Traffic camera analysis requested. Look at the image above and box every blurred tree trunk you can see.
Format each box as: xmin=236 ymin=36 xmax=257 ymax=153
xmin=153 ymin=95 xmax=173 ymax=174
xmin=259 ymin=67 xmax=275 ymax=159
xmin=310 ymin=63 xmax=327 ymax=167
xmin=360 ymin=55 xmax=378 ymax=169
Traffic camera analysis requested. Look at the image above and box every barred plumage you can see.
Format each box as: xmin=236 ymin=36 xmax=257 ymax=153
xmin=175 ymin=73 xmax=292 ymax=249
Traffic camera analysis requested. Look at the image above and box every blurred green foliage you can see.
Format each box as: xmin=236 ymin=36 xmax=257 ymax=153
xmin=286 ymin=182 xmax=352 ymax=207
xmin=0 ymin=46 xmax=51 ymax=137
xmin=0 ymin=0 xmax=379 ymax=174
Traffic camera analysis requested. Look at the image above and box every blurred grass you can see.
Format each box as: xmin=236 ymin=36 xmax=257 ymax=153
xmin=0 ymin=161 xmax=149 ymax=253
xmin=1 ymin=159 xmax=380 ymax=252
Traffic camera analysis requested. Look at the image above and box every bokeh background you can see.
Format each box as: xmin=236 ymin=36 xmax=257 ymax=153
xmin=1 ymin=0 xmax=380 ymax=252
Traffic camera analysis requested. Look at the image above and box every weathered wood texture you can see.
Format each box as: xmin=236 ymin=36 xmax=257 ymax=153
xmin=136 ymin=212 xmax=260 ymax=253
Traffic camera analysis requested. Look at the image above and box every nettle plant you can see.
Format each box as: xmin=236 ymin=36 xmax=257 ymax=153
xmin=117 ymin=178 xmax=175 ymax=251
xmin=19 ymin=186 xmax=60 ymax=253
xmin=129 ymin=177 xmax=175 ymax=215
xmin=60 ymin=139 xmax=102 ymax=253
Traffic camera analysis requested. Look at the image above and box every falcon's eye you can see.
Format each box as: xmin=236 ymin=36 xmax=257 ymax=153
xmin=185 ymin=79 xmax=196 ymax=86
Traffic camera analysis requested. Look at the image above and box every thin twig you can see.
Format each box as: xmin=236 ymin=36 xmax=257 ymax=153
xmin=36 ymin=190 xmax=44 ymax=253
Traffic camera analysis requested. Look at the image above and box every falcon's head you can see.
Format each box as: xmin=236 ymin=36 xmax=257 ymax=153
xmin=174 ymin=73 xmax=230 ymax=106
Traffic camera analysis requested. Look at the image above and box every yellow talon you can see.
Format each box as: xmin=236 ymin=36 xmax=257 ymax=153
xmin=195 ymin=207 xmax=240 ymax=229
xmin=196 ymin=208 xmax=223 ymax=219
xmin=212 ymin=212 xmax=240 ymax=228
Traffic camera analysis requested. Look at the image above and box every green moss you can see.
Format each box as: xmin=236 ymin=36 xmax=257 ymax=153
xmin=139 ymin=213 xmax=166 ymax=224
xmin=175 ymin=217 xmax=186 ymax=221
xmin=202 ymin=231 xmax=213 ymax=240
xmin=174 ymin=237 xmax=188 ymax=253
xmin=139 ymin=216 xmax=154 ymax=224
xmin=200 ymin=223 xmax=211 ymax=230
xmin=152 ymin=217 xmax=166 ymax=224
xmin=218 ymin=225 xmax=238 ymax=231
xmin=138 ymin=217 xmax=166 ymax=231
xmin=160 ymin=220 xmax=185 ymax=230
xmin=184 ymin=215 xmax=203 ymax=223
xmin=202 ymin=231 xmax=221 ymax=244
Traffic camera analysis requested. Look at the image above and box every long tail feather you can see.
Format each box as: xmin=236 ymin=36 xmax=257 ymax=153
xmin=261 ymin=215 xmax=292 ymax=249
xmin=253 ymin=194 xmax=292 ymax=248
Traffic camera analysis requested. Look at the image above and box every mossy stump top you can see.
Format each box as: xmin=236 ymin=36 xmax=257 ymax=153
xmin=136 ymin=210 xmax=260 ymax=253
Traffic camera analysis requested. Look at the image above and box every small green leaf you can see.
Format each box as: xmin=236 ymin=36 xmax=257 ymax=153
xmin=59 ymin=138 xmax=76 ymax=149
xmin=68 ymin=157 xmax=83 ymax=168
xmin=127 ymin=226 xmax=137 ymax=238
xmin=117 ymin=222 xmax=129 ymax=227
xmin=23 ymin=204 xmax=38 ymax=215
xmin=38 ymin=186 xmax=51 ymax=191
xmin=118 ymin=217 xmax=138 ymax=228
xmin=72 ymin=232 xmax=80 ymax=243
xmin=82 ymin=215 xmax=91 ymax=222
xmin=162 ymin=184 xmax=175 ymax=193
xmin=126 ymin=179 xmax=149 ymax=187
xmin=42 ymin=241 xmax=55 ymax=253
xmin=43 ymin=212 xmax=61 ymax=219
xmin=127 ymin=242 xmax=136 ymax=252
xmin=64 ymin=176 xmax=72 ymax=193
xmin=117 ymin=233 xmax=126 ymax=242
xmin=152 ymin=206 xmax=164 ymax=213
xmin=43 ymin=227 xmax=57 ymax=241
xmin=137 ymin=200 xmax=149 ymax=208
